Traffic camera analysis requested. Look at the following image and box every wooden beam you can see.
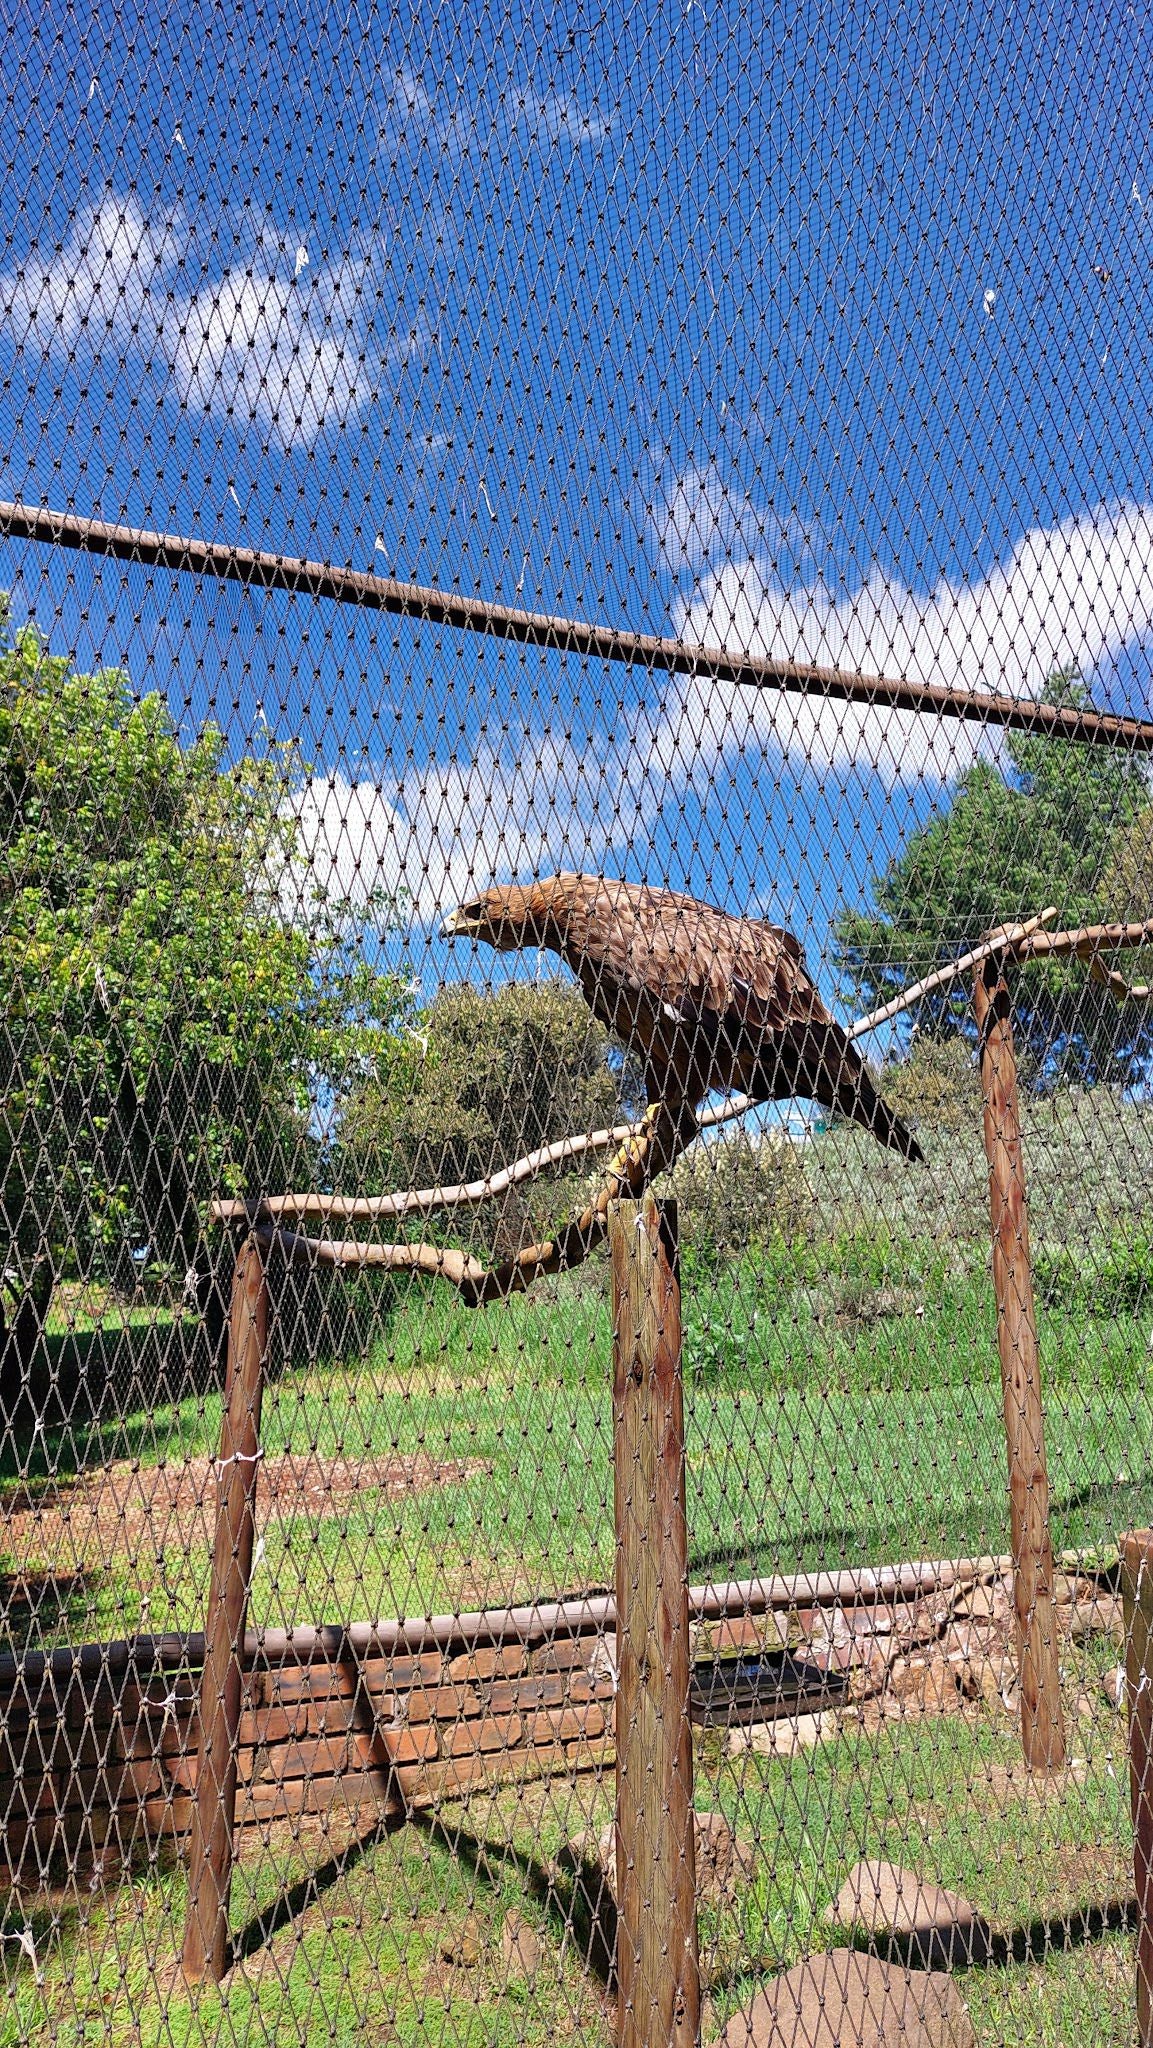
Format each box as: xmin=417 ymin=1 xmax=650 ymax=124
xmin=181 ymin=1235 xmax=269 ymax=1983
xmin=0 ymin=1553 xmax=1001 ymax=1690
xmin=610 ymin=1196 xmax=699 ymax=2048
xmin=9 ymin=497 xmax=1153 ymax=753
xmin=1121 ymin=1532 xmax=1153 ymax=2047
xmin=973 ymin=959 xmax=1066 ymax=1772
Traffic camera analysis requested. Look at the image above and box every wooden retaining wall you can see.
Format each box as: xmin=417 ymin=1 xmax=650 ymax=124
xmin=0 ymin=1628 xmax=618 ymax=1882
xmin=0 ymin=1559 xmax=989 ymax=1883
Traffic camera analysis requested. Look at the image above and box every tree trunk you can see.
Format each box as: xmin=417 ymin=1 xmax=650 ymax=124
xmin=0 ymin=1260 xmax=55 ymax=1434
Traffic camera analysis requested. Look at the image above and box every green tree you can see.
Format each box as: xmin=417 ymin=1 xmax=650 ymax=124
xmin=0 ymin=615 xmax=412 ymax=1407
xmin=835 ymin=679 xmax=1152 ymax=1084
xmin=337 ymin=979 xmax=622 ymax=1255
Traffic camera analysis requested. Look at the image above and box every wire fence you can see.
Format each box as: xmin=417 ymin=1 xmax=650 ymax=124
xmin=5 ymin=4 xmax=1153 ymax=2045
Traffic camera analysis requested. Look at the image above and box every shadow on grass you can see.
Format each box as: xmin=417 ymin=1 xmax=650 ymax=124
xmin=230 ymin=1810 xmax=408 ymax=1967
xmin=408 ymin=1808 xmax=617 ymax=1986
xmin=0 ymin=1314 xmax=218 ymax=1491
xmin=0 ymin=1565 xmax=95 ymax=1652
xmin=861 ymin=1895 xmax=1137 ymax=1975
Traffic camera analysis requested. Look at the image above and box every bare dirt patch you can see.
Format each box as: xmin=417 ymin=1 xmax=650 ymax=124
xmin=2 ymin=1451 xmax=488 ymax=1568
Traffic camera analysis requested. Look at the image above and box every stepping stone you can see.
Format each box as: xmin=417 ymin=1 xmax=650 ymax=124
xmin=728 ymin=1710 xmax=840 ymax=1759
xmin=501 ymin=1909 xmax=541 ymax=1981
xmin=825 ymin=1859 xmax=991 ymax=1968
xmin=714 ymin=1949 xmax=976 ymax=2047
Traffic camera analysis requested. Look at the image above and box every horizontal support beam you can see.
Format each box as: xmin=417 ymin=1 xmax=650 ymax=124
xmin=0 ymin=1554 xmax=1003 ymax=1689
xmin=5 ymin=498 xmax=1153 ymax=751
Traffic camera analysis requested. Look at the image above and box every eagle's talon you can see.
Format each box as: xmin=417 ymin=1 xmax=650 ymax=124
xmin=603 ymin=1101 xmax=665 ymax=1185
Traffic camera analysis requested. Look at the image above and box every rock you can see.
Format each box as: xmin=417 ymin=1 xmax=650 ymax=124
xmin=442 ymin=1911 xmax=486 ymax=1966
xmin=704 ymin=1612 xmax=789 ymax=1654
xmin=824 ymin=1859 xmax=991 ymax=1968
xmin=692 ymin=1812 xmax=757 ymax=1901
xmin=714 ymin=1949 xmax=976 ymax=2047
xmin=806 ymin=1608 xmax=857 ymax=1672
xmin=886 ymin=1653 xmax=967 ymax=1711
xmin=501 ymin=1909 xmax=541 ymax=1980
xmin=1070 ymin=1595 xmax=1124 ymax=1643
xmin=953 ymin=1580 xmax=1013 ymax=1625
xmin=728 ymin=1710 xmax=840 ymax=1759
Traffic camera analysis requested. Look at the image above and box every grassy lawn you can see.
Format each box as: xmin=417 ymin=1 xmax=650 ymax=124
xmin=1 ymin=1098 xmax=1151 ymax=2041
xmin=0 ymin=1646 xmax=1140 ymax=2046
xmin=5 ymin=1238 xmax=1150 ymax=1648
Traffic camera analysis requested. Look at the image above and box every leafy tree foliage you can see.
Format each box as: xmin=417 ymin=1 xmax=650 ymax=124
xmin=337 ymin=979 xmax=622 ymax=1255
xmin=0 ymin=615 xmax=411 ymax=1399
xmin=835 ymin=681 xmax=1152 ymax=1085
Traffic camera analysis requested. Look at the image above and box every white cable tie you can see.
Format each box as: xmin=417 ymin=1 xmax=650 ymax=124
xmin=2 ymin=1929 xmax=42 ymax=1983
xmin=215 ymin=1447 xmax=265 ymax=1472
xmin=143 ymin=1686 xmax=194 ymax=1726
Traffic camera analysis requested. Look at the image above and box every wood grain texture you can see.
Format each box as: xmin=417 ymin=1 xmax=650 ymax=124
xmin=1123 ymin=1534 xmax=1153 ymax=2047
xmin=611 ymin=1195 xmax=700 ymax=2048
xmin=973 ymin=961 xmax=1066 ymax=1773
xmin=181 ymin=1235 xmax=269 ymax=1983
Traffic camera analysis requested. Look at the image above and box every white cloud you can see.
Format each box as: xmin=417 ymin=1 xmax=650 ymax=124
xmin=285 ymin=729 xmax=635 ymax=926
xmin=2 ymin=200 xmax=400 ymax=452
xmin=652 ymin=466 xmax=790 ymax=578
xmin=382 ymin=64 xmax=613 ymax=163
xmin=4 ymin=198 xmax=178 ymax=356
xmin=288 ymin=499 xmax=1153 ymax=932
xmin=171 ymin=268 xmax=381 ymax=450
xmin=664 ymin=499 xmax=1153 ymax=782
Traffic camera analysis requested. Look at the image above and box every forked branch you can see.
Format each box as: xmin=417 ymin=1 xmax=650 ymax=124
xmin=254 ymin=1100 xmax=697 ymax=1306
xmin=214 ymin=906 xmax=1153 ymax=1304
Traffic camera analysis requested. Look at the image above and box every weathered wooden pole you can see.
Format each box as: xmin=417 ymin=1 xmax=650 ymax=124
xmin=182 ymin=1232 xmax=269 ymax=1983
xmin=1121 ymin=1532 xmax=1153 ymax=2047
xmin=609 ymin=1194 xmax=699 ymax=2048
xmin=973 ymin=957 xmax=1066 ymax=1772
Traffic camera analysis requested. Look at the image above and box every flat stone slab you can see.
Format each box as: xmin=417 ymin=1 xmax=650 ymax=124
xmin=825 ymin=1860 xmax=991 ymax=1968
xmin=728 ymin=1710 xmax=841 ymax=1759
xmin=714 ymin=1949 xmax=976 ymax=2048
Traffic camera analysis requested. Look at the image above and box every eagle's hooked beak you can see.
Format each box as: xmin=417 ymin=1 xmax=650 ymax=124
xmin=439 ymin=903 xmax=480 ymax=940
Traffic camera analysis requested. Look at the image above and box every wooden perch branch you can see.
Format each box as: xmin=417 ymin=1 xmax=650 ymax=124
xmin=843 ymin=909 xmax=1060 ymax=1039
xmin=254 ymin=1100 xmax=698 ymax=1305
xmin=1090 ymin=957 xmax=1153 ymax=1001
xmin=212 ymin=906 xmax=1153 ymax=1305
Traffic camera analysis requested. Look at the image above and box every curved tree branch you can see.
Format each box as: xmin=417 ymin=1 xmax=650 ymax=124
xmin=212 ymin=906 xmax=1153 ymax=1307
xmin=255 ymin=1099 xmax=698 ymax=1305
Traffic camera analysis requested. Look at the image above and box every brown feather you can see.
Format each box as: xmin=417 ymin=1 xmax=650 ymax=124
xmin=444 ymin=874 xmax=924 ymax=1162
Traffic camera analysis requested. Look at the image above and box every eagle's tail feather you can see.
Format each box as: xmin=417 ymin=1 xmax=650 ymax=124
xmin=786 ymin=1024 xmax=926 ymax=1165
xmin=838 ymin=1062 xmax=925 ymax=1164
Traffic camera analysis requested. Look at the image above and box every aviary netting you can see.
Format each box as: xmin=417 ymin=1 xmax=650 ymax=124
xmin=212 ymin=907 xmax=1153 ymax=1304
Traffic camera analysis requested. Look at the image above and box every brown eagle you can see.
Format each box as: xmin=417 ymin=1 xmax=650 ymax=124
xmin=441 ymin=874 xmax=924 ymax=1163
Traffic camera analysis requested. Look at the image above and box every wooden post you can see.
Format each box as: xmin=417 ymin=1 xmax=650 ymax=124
xmin=1122 ymin=1532 xmax=1153 ymax=2047
xmin=181 ymin=1233 xmax=269 ymax=1983
xmin=609 ymin=1194 xmax=699 ymax=2048
xmin=973 ymin=958 xmax=1066 ymax=1772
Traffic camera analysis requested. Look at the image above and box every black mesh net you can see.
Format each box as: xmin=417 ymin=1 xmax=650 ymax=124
xmin=3 ymin=5 xmax=1153 ymax=2044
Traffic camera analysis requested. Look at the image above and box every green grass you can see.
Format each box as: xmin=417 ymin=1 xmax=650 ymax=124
xmin=4 ymin=1234 xmax=1151 ymax=1649
xmin=0 ymin=1648 xmax=1140 ymax=2046
xmin=3 ymin=1097 xmax=1153 ymax=2041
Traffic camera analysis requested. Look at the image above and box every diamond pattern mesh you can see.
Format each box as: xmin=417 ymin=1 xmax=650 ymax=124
xmin=3 ymin=4 xmax=1153 ymax=2045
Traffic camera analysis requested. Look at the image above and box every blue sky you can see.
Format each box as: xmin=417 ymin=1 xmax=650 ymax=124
xmin=5 ymin=0 xmax=1153 ymax=1004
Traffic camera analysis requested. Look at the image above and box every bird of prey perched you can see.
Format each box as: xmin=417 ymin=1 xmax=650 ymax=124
xmin=442 ymin=874 xmax=924 ymax=1164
